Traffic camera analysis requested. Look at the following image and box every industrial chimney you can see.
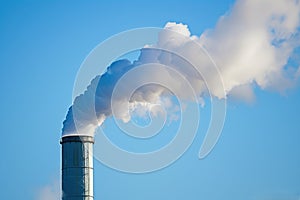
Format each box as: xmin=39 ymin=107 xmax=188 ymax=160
xmin=60 ymin=135 xmax=94 ymax=200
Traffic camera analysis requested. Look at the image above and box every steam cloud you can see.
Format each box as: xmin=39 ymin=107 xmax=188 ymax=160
xmin=62 ymin=0 xmax=300 ymax=136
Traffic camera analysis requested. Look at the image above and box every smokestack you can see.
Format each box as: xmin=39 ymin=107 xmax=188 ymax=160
xmin=60 ymin=135 xmax=94 ymax=200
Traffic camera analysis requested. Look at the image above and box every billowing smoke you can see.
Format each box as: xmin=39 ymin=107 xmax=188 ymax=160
xmin=62 ymin=0 xmax=300 ymax=136
xmin=200 ymin=0 xmax=300 ymax=96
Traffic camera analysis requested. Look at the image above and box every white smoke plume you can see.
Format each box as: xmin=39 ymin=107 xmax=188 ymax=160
xmin=62 ymin=0 xmax=300 ymax=136
xmin=199 ymin=0 xmax=300 ymax=93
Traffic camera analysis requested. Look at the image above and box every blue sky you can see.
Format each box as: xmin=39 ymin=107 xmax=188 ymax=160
xmin=0 ymin=0 xmax=300 ymax=200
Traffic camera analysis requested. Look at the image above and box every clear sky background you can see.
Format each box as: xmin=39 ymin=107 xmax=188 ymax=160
xmin=0 ymin=0 xmax=300 ymax=200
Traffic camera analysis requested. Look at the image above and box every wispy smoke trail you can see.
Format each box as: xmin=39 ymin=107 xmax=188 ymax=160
xmin=36 ymin=180 xmax=60 ymax=200
xmin=62 ymin=0 xmax=300 ymax=136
